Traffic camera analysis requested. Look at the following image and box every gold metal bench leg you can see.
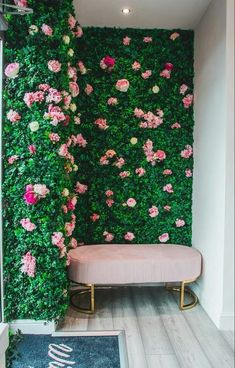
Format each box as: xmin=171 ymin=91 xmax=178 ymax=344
xmin=70 ymin=283 xmax=95 ymax=314
xmin=166 ymin=279 xmax=199 ymax=310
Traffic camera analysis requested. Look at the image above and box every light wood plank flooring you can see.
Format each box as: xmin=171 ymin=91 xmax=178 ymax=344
xmin=58 ymin=286 xmax=234 ymax=368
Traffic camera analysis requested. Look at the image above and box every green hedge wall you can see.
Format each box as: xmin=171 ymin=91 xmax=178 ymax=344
xmin=74 ymin=28 xmax=194 ymax=246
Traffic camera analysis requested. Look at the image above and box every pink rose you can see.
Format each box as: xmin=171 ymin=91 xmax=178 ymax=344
xmin=181 ymin=145 xmax=193 ymax=159
xmin=135 ymin=167 xmax=146 ymax=177
xmin=28 ymin=145 xmax=36 ymax=154
xmin=170 ymin=32 xmax=180 ymax=40
xmin=34 ymin=184 xmax=49 ymax=198
xmin=104 ymin=56 xmax=115 ymax=68
xmin=149 ymin=206 xmax=159 ymax=218
xmin=106 ymin=199 xmax=114 ymax=207
xmin=142 ymin=70 xmax=152 ymax=79
xmin=183 ymin=94 xmax=194 ymax=108
xmin=180 ymin=84 xmax=188 ymax=95
xmin=163 ymin=184 xmax=174 ymax=193
xmin=154 ymin=150 xmax=166 ymax=162
xmin=69 ymin=82 xmax=79 ymax=97
xmin=134 ymin=108 xmax=144 ymax=118
xmin=132 ymin=61 xmax=141 ymax=71
xmin=176 ymin=219 xmax=185 ymax=227
xmin=52 ymin=232 xmax=65 ymax=248
xmin=100 ymin=156 xmax=109 ymax=165
xmin=5 ymin=63 xmax=20 ymax=78
xmin=160 ymin=69 xmax=171 ymax=79
xmin=103 ymin=231 xmax=114 ymax=242
xmin=165 ymin=63 xmax=174 ymax=71
xmin=75 ymin=182 xmax=88 ymax=194
xmin=108 ymin=97 xmax=118 ymax=105
xmin=119 ymin=171 xmax=130 ymax=178
xmin=76 ymin=133 xmax=87 ymax=148
xmin=8 ymin=155 xmax=19 ymax=164
xmin=126 ymin=198 xmax=137 ymax=207
xmin=65 ymin=221 xmax=75 ymax=237
xmin=163 ymin=169 xmax=172 ymax=175
xmin=123 ymin=36 xmax=131 ymax=45
xmin=68 ymin=14 xmax=76 ymax=29
xmin=95 ymin=118 xmax=109 ymax=130
xmin=124 ymin=232 xmax=135 ymax=241
xmin=85 ymin=84 xmax=93 ymax=95
xmin=21 ymin=252 xmax=36 ymax=278
xmin=105 ymin=190 xmax=114 ymax=197
xmin=164 ymin=205 xmax=171 ymax=212
xmin=171 ymin=122 xmax=181 ymax=129
xmin=48 ymin=60 xmax=61 ymax=73
xmin=14 ymin=0 xmax=28 ymax=7
xmin=24 ymin=185 xmax=38 ymax=205
xmin=39 ymin=83 xmax=50 ymax=91
xmin=106 ymin=149 xmax=116 ymax=158
xmin=67 ymin=196 xmax=77 ymax=211
xmin=69 ymin=238 xmax=78 ymax=249
xmin=7 ymin=110 xmax=21 ymax=123
xmin=49 ymin=133 xmax=60 ymax=143
xmin=143 ymin=37 xmax=152 ymax=43
xmin=41 ymin=24 xmax=53 ymax=36
xmin=74 ymin=26 xmax=83 ymax=38
xmin=68 ymin=66 xmax=77 ymax=79
xmin=116 ymin=79 xmax=130 ymax=92
xmin=115 ymin=157 xmax=125 ymax=168
xmin=78 ymin=61 xmax=87 ymax=75
xmin=91 ymin=213 xmax=100 ymax=222
xmin=20 ymin=218 xmax=36 ymax=232
xmin=185 ymin=168 xmax=193 ymax=177
xmin=159 ymin=233 xmax=169 ymax=243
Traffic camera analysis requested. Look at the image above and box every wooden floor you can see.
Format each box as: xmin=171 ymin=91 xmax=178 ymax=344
xmin=58 ymin=286 xmax=234 ymax=368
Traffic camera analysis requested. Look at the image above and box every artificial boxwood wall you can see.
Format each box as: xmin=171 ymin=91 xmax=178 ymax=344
xmin=74 ymin=28 xmax=194 ymax=246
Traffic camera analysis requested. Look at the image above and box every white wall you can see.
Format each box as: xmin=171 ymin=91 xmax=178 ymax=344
xmin=193 ymin=0 xmax=234 ymax=329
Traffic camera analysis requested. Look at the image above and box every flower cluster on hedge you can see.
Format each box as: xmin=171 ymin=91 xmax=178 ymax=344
xmin=73 ymin=27 xmax=194 ymax=246
xmin=3 ymin=0 xmax=84 ymax=321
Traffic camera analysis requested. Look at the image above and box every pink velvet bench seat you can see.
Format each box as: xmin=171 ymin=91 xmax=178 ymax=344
xmin=68 ymin=244 xmax=202 ymax=313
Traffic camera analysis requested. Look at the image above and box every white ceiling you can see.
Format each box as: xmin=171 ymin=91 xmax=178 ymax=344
xmin=74 ymin=0 xmax=212 ymax=30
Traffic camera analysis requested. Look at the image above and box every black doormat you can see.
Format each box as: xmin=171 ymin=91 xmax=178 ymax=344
xmin=12 ymin=334 xmax=121 ymax=368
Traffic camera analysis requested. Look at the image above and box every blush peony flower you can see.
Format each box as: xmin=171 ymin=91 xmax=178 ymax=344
xmin=85 ymin=84 xmax=93 ymax=95
xmin=132 ymin=61 xmax=141 ymax=71
xmin=159 ymin=233 xmax=169 ymax=243
xmin=52 ymin=232 xmax=65 ymax=248
xmin=69 ymin=82 xmax=79 ymax=97
xmin=34 ymin=184 xmax=50 ymax=198
xmin=170 ymin=32 xmax=180 ymax=40
xmin=180 ymin=84 xmax=188 ymax=95
xmin=163 ymin=169 xmax=172 ymax=175
xmin=108 ymin=97 xmax=118 ymax=105
xmin=135 ymin=167 xmax=146 ymax=177
xmin=20 ymin=218 xmax=36 ymax=232
xmin=154 ymin=150 xmax=166 ymax=161
xmin=115 ymin=157 xmax=125 ymax=168
xmin=124 ymin=232 xmax=135 ymax=241
xmin=75 ymin=182 xmax=88 ymax=194
xmin=8 ymin=155 xmax=19 ymax=164
xmin=68 ymin=14 xmax=76 ymax=29
xmin=103 ymin=231 xmax=114 ymax=242
xmin=21 ymin=252 xmax=36 ymax=278
xmin=95 ymin=118 xmax=109 ymax=130
xmin=41 ymin=24 xmax=53 ymax=36
xmin=181 ymin=145 xmax=193 ymax=159
xmin=127 ymin=198 xmax=137 ymax=207
xmin=5 ymin=63 xmax=20 ymax=78
xmin=163 ymin=184 xmax=174 ymax=193
xmin=134 ymin=108 xmax=145 ymax=118
xmin=28 ymin=145 xmax=36 ymax=154
xmin=143 ymin=37 xmax=152 ymax=43
xmin=142 ymin=70 xmax=152 ymax=79
xmin=7 ymin=109 xmax=21 ymax=123
xmin=119 ymin=171 xmax=130 ymax=178
xmin=149 ymin=206 xmax=159 ymax=218
xmin=48 ymin=60 xmax=61 ymax=73
xmin=185 ymin=168 xmax=193 ymax=177
xmin=160 ymin=69 xmax=171 ymax=79
xmin=176 ymin=219 xmax=186 ymax=227
xmin=105 ymin=190 xmax=114 ymax=197
xmin=91 ymin=213 xmax=100 ymax=222
xmin=183 ymin=94 xmax=194 ymax=108
xmin=24 ymin=184 xmax=38 ymax=205
xmin=116 ymin=79 xmax=130 ymax=92
xmin=49 ymin=133 xmax=60 ymax=143
xmin=171 ymin=122 xmax=181 ymax=129
xmin=123 ymin=36 xmax=131 ymax=45
xmin=164 ymin=205 xmax=171 ymax=211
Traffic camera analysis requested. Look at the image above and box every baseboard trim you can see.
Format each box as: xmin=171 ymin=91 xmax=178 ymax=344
xmin=219 ymin=314 xmax=235 ymax=331
xmin=9 ymin=320 xmax=56 ymax=335
xmin=0 ymin=323 xmax=9 ymax=368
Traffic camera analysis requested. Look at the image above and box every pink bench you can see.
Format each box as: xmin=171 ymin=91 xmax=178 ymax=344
xmin=68 ymin=244 xmax=202 ymax=313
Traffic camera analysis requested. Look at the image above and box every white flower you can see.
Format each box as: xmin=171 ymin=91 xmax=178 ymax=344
xmin=130 ymin=137 xmax=138 ymax=145
xmin=28 ymin=25 xmax=39 ymax=35
xmin=62 ymin=188 xmax=69 ymax=197
xmin=70 ymin=103 xmax=77 ymax=112
xmin=73 ymin=164 xmax=78 ymax=172
xmin=67 ymin=48 xmax=74 ymax=57
xmin=63 ymin=35 xmax=70 ymax=44
xmin=29 ymin=121 xmax=39 ymax=132
xmin=152 ymin=85 xmax=160 ymax=94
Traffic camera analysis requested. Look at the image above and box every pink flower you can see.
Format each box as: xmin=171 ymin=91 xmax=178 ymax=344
xmin=21 ymin=252 xmax=36 ymax=278
xmin=160 ymin=69 xmax=171 ymax=79
xmin=5 ymin=63 xmax=19 ymax=78
xmin=48 ymin=60 xmax=61 ymax=73
xmin=66 ymin=255 xmax=71 ymax=265
xmin=176 ymin=219 xmax=186 ymax=227
xmin=163 ymin=184 xmax=174 ymax=193
xmin=163 ymin=169 xmax=172 ymax=175
xmin=39 ymin=83 xmax=50 ymax=91
xmin=165 ymin=63 xmax=174 ymax=71
xmin=126 ymin=198 xmax=137 ymax=208
xmin=14 ymin=0 xmax=28 ymax=7
xmin=65 ymin=221 xmax=75 ymax=237
xmin=134 ymin=108 xmax=144 ymax=118
xmin=69 ymin=238 xmax=78 ymax=249
xmin=154 ymin=150 xmax=166 ymax=162
xmin=108 ymin=97 xmax=118 ymax=105
xmin=58 ymin=144 xmax=69 ymax=157
xmin=85 ymin=84 xmax=93 ymax=95
xmin=44 ymin=104 xmax=66 ymax=126
xmin=104 ymin=55 xmax=115 ymax=67
xmin=185 ymin=168 xmax=193 ymax=177
xmin=106 ymin=198 xmax=114 ymax=207
xmin=69 ymin=82 xmax=79 ymax=97
xmin=171 ymin=122 xmax=181 ymax=129
xmin=20 ymin=218 xmax=36 ymax=232
xmin=75 ymin=182 xmax=88 ymax=194
xmin=8 ymin=155 xmax=19 ymax=164
xmin=46 ymin=88 xmax=62 ymax=104
xmin=119 ymin=171 xmax=130 ymax=178
xmin=181 ymin=145 xmax=193 ymax=159
xmin=143 ymin=37 xmax=152 ymax=43
xmin=164 ymin=205 xmax=171 ymax=212
xmin=34 ymin=184 xmax=50 ymax=198
xmin=52 ymin=232 xmax=65 ymax=248
xmin=74 ymin=26 xmax=83 ymax=38
xmin=49 ymin=133 xmax=60 ymax=143
xmin=124 ymin=232 xmax=135 ymax=241
xmin=68 ymin=66 xmax=77 ymax=79
xmin=180 ymin=84 xmax=188 ymax=95
xmin=91 ymin=213 xmax=100 ymax=222
xmin=95 ymin=118 xmax=109 ymax=130
xmin=123 ymin=36 xmax=131 ymax=45
xmin=67 ymin=196 xmax=77 ymax=211
xmin=103 ymin=231 xmax=114 ymax=242
xmin=183 ymin=94 xmax=194 ymax=108
xmin=132 ymin=61 xmax=141 ymax=71
xmin=24 ymin=185 xmax=38 ymax=205
xmin=100 ymin=156 xmax=109 ymax=165
xmin=41 ymin=24 xmax=53 ymax=36
xmin=159 ymin=233 xmax=169 ymax=243
xmin=68 ymin=14 xmax=76 ymax=29
xmin=106 ymin=150 xmax=116 ymax=158
xmin=114 ymin=157 xmax=125 ymax=169
xmin=28 ymin=145 xmax=36 ymax=154
xmin=142 ymin=70 xmax=152 ymax=79
xmin=105 ymin=190 xmax=114 ymax=197
xmin=76 ymin=133 xmax=87 ymax=148
xmin=78 ymin=61 xmax=87 ymax=75
xmin=135 ymin=167 xmax=146 ymax=177
xmin=7 ymin=110 xmax=21 ymax=123
xmin=170 ymin=32 xmax=180 ymax=40
xmin=149 ymin=206 xmax=159 ymax=218
xmin=116 ymin=79 xmax=130 ymax=92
